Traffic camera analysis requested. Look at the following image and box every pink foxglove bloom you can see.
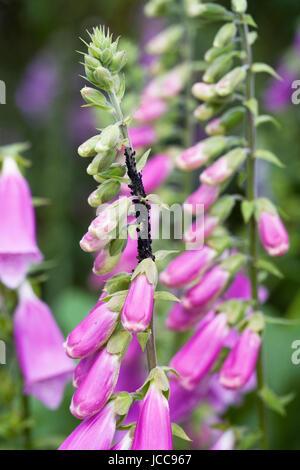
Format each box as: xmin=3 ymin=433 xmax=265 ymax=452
xmin=64 ymin=299 xmax=119 ymax=359
xmin=143 ymin=69 xmax=184 ymax=100
xmin=224 ymin=272 xmax=268 ymax=304
xmin=129 ymin=125 xmax=156 ymax=149
xmin=134 ymin=98 xmax=167 ymax=122
xmin=184 ymin=184 xmax=219 ymax=215
xmin=73 ymin=352 xmax=98 ymax=388
xmin=168 ymin=378 xmax=204 ymax=423
xmin=121 ymin=274 xmax=154 ymax=333
xmin=176 ymin=142 xmax=209 ymax=171
xmin=122 ymin=153 xmax=172 ymax=196
xmin=182 ymin=265 xmax=230 ymax=310
xmin=200 ymin=156 xmax=232 ymax=186
xmin=184 ymin=215 xmax=219 ymax=246
xmin=59 ymin=401 xmax=116 ymax=450
xmin=220 ymin=328 xmax=261 ymax=390
xmin=210 ymin=429 xmax=235 ymax=451
xmin=166 ymin=304 xmax=212 ymax=332
xmin=70 ymin=348 xmax=120 ymax=419
xmin=170 ymin=313 xmax=229 ymax=389
xmin=112 ymin=430 xmax=134 ymax=450
xmin=258 ymin=211 xmax=289 ymax=257
xmin=160 ymin=247 xmax=216 ymax=288
xmin=132 ymin=383 xmax=173 ymax=450
xmin=14 ymin=282 xmax=74 ymax=409
xmin=0 ymin=157 xmax=42 ymax=288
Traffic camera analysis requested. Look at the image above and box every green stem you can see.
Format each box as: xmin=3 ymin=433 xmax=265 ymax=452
xmin=240 ymin=20 xmax=268 ymax=450
xmin=108 ymin=89 xmax=158 ymax=372
xmin=22 ymin=393 xmax=32 ymax=450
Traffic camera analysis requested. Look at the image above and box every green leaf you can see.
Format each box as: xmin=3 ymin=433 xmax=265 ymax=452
xmin=254 ymin=149 xmax=285 ymax=168
xmin=255 ymin=115 xmax=281 ymax=129
xmin=256 ymin=259 xmax=283 ymax=278
xmin=241 ymin=200 xmax=255 ymax=223
xmin=137 ymin=330 xmax=151 ymax=351
xmin=236 ymin=430 xmax=262 ymax=450
xmin=171 ymin=423 xmax=192 ymax=442
xmin=244 ymin=98 xmax=258 ymax=117
xmin=154 ymin=250 xmax=179 ymax=262
xmin=147 ymin=193 xmax=170 ymax=210
xmin=243 ymin=14 xmax=258 ymax=28
xmin=252 ymin=62 xmax=282 ymax=80
xmin=136 ymin=149 xmax=151 ymax=172
xmin=154 ymin=291 xmax=180 ymax=302
xmin=258 ymin=386 xmax=294 ymax=416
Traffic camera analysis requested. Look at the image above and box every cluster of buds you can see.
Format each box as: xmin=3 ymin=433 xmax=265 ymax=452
xmin=59 ymin=26 xmax=189 ymax=450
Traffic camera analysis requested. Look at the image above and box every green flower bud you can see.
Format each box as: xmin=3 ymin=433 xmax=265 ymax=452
xmin=109 ymin=236 xmax=128 ymax=257
xmin=205 ymin=44 xmax=234 ymax=63
xmin=95 ymin=162 xmax=126 ymax=182
xmin=88 ymin=44 xmax=102 ymax=59
xmin=202 ymin=135 xmax=227 ymax=158
xmin=192 ymin=82 xmax=217 ymax=102
xmin=88 ymin=179 xmax=121 ymax=207
xmin=80 ymin=87 xmax=107 ymax=108
xmin=144 ymin=0 xmax=171 ymax=17
xmin=210 ymin=195 xmax=236 ymax=221
xmin=93 ymin=248 xmax=122 ymax=276
xmin=203 ymin=53 xmax=234 ymax=84
xmin=216 ymin=66 xmax=247 ymax=96
xmin=85 ymin=55 xmax=101 ymax=69
xmin=146 ymin=25 xmax=184 ymax=56
xmin=194 ymin=103 xmax=222 ymax=121
xmin=109 ymin=50 xmax=127 ymax=73
xmin=187 ymin=2 xmax=234 ymax=21
xmin=205 ymin=106 xmax=245 ymax=135
xmin=93 ymin=66 xmax=114 ymax=91
xmin=99 ymin=48 xmax=113 ymax=67
xmin=220 ymin=253 xmax=246 ymax=276
xmin=231 ymin=0 xmax=247 ymax=14
xmin=78 ymin=135 xmax=100 ymax=157
xmin=213 ymin=24 xmax=237 ymax=49
xmin=95 ymin=125 xmax=120 ymax=153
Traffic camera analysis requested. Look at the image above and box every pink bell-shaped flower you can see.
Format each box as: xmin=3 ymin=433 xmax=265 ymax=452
xmin=14 ymin=282 xmax=74 ymax=409
xmin=0 ymin=157 xmax=42 ymax=288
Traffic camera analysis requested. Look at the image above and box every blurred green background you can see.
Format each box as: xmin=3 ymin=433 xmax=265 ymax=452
xmin=1 ymin=0 xmax=300 ymax=450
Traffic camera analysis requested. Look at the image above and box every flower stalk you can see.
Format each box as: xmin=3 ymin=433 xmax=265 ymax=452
xmin=240 ymin=18 xmax=268 ymax=450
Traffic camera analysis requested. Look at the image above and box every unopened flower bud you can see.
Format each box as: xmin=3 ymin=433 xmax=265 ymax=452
xmin=79 ymin=231 xmax=109 ymax=252
xmin=85 ymin=54 xmax=101 ymax=69
xmin=256 ymin=199 xmax=289 ymax=257
xmin=205 ymin=44 xmax=234 ymax=63
xmin=109 ymin=50 xmax=127 ymax=73
xmin=203 ymin=54 xmax=234 ymax=84
xmin=95 ymin=125 xmax=120 ymax=153
xmin=194 ymin=103 xmax=221 ymax=121
xmin=220 ymin=327 xmax=260 ymax=390
xmin=170 ymin=312 xmax=229 ymax=389
xmin=205 ymin=107 xmax=245 ymax=136
xmin=216 ymin=67 xmax=247 ymax=97
xmin=64 ymin=299 xmax=119 ymax=359
xmin=176 ymin=136 xmax=226 ymax=171
xmin=187 ymin=2 xmax=234 ymax=21
xmin=232 ymin=0 xmax=247 ymax=14
xmin=213 ymin=23 xmax=237 ymax=49
xmin=146 ymin=25 xmax=184 ymax=55
xmin=93 ymin=66 xmax=114 ymax=91
xmin=184 ymin=184 xmax=219 ymax=214
xmin=87 ymin=151 xmax=116 ymax=177
xmin=192 ymin=82 xmax=217 ymax=102
xmin=78 ymin=135 xmax=100 ymax=158
xmin=81 ymin=87 xmax=107 ymax=108
xmin=88 ymin=179 xmax=120 ymax=207
xmin=93 ymin=248 xmax=122 ymax=275
xmin=144 ymin=0 xmax=171 ymax=17
xmin=200 ymin=148 xmax=247 ymax=186
xmin=95 ymin=162 xmax=126 ymax=183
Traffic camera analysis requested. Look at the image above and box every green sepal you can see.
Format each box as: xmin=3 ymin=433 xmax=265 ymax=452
xmin=137 ymin=330 xmax=151 ymax=351
xmin=171 ymin=423 xmax=192 ymax=442
xmin=106 ymin=330 xmax=131 ymax=356
xmin=154 ymin=291 xmax=180 ymax=302
xmin=258 ymin=386 xmax=295 ymax=417
xmin=113 ymin=392 xmax=133 ymax=416
xmin=104 ymin=272 xmax=131 ymax=295
xmin=132 ymin=258 xmax=158 ymax=286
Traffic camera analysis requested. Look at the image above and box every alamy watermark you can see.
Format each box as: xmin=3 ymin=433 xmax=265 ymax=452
xmin=291 ymin=340 xmax=300 ymax=365
xmin=291 ymin=80 xmax=300 ymax=105
xmin=0 ymin=80 xmax=6 ymax=104
xmin=0 ymin=340 xmax=6 ymax=365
